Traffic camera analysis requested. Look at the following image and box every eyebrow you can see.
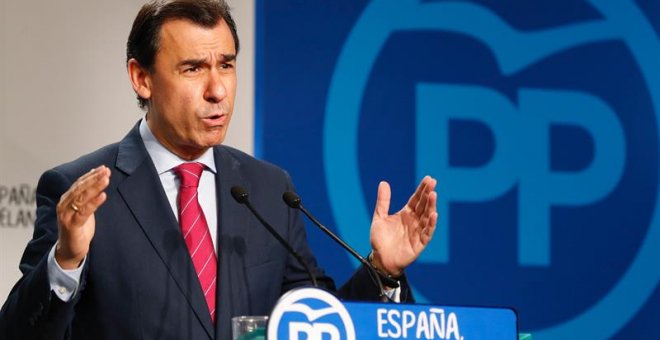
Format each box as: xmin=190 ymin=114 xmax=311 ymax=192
xmin=222 ymin=54 xmax=237 ymax=62
xmin=178 ymin=54 xmax=236 ymax=68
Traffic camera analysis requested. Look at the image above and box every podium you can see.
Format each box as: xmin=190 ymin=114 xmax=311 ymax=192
xmin=259 ymin=287 xmax=521 ymax=339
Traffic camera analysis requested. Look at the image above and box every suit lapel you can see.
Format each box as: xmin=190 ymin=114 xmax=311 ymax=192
xmin=114 ymin=124 xmax=214 ymax=339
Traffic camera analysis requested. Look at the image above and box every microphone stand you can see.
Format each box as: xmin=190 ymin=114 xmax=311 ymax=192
xmin=231 ymin=186 xmax=318 ymax=287
xmin=282 ymin=192 xmax=394 ymax=302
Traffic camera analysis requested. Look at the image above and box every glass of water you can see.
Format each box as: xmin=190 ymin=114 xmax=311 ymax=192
xmin=231 ymin=315 xmax=268 ymax=340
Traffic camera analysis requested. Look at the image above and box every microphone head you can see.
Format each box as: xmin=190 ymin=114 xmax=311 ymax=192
xmin=282 ymin=191 xmax=302 ymax=209
xmin=231 ymin=186 xmax=249 ymax=204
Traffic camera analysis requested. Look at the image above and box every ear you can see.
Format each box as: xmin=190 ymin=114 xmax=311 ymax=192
xmin=127 ymin=58 xmax=152 ymax=102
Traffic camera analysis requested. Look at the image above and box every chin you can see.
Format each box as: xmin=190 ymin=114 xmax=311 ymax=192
xmin=205 ymin=136 xmax=226 ymax=147
xmin=195 ymin=131 xmax=224 ymax=146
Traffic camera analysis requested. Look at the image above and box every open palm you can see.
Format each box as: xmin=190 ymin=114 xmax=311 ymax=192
xmin=370 ymin=176 xmax=438 ymax=276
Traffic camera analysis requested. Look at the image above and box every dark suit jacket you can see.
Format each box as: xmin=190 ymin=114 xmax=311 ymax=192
xmin=0 ymin=122 xmax=412 ymax=339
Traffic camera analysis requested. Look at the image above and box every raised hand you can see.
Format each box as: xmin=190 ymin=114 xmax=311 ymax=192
xmin=55 ymin=166 xmax=111 ymax=269
xmin=370 ymin=176 xmax=437 ymax=277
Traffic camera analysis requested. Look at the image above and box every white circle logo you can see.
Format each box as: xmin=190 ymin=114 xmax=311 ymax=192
xmin=268 ymin=288 xmax=356 ymax=340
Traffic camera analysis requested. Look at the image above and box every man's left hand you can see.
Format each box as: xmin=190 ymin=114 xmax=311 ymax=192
xmin=370 ymin=176 xmax=438 ymax=277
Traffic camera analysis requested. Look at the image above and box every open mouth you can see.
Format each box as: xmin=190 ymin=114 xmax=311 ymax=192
xmin=202 ymin=114 xmax=226 ymax=126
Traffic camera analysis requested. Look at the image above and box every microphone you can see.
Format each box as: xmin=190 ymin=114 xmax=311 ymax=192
xmin=282 ymin=191 xmax=395 ymax=302
xmin=230 ymin=186 xmax=318 ymax=287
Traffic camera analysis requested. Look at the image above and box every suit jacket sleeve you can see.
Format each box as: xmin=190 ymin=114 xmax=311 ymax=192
xmin=338 ymin=265 xmax=414 ymax=302
xmin=0 ymin=169 xmax=86 ymax=340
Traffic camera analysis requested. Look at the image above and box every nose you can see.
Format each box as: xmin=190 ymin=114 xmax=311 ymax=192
xmin=204 ymin=70 xmax=227 ymax=103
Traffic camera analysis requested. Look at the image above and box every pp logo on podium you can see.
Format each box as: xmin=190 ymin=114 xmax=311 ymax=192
xmin=268 ymin=288 xmax=356 ymax=340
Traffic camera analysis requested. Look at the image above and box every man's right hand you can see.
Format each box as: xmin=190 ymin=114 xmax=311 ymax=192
xmin=55 ymin=166 xmax=111 ymax=269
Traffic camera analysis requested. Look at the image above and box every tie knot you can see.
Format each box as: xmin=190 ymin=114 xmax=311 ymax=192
xmin=175 ymin=162 xmax=204 ymax=188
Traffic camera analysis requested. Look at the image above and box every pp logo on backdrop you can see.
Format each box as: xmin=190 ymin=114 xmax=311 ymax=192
xmin=268 ymin=288 xmax=356 ymax=340
xmin=416 ymin=85 xmax=624 ymax=265
xmin=324 ymin=0 xmax=659 ymax=338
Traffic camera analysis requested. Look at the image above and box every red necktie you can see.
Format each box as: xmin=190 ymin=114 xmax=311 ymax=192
xmin=175 ymin=162 xmax=217 ymax=323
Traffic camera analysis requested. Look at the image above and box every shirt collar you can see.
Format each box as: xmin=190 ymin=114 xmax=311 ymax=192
xmin=139 ymin=118 xmax=217 ymax=175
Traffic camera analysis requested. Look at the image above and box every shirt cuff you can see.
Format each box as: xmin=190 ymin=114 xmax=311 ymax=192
xmin=385 ymin=285 xmax=402 ymax=303
xmin=47 ymin=244 xmax=85 ymax=302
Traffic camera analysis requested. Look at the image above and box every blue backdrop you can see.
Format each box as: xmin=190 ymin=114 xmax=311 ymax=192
xmin=256 ymin=0 xmax=660 ymax=338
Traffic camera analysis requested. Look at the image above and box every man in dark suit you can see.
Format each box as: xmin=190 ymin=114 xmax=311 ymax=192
xmin=0 ymin=0 xmax=438 ymax=339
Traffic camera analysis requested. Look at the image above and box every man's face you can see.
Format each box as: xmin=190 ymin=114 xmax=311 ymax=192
xmin=142 ymin=19 xmax=237 ymax=160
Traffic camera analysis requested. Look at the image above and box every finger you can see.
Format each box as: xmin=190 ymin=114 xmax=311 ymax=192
xmin=72 ymin=166 xmax=106 ymax=191
xmin=82 ymin=167 xmax=111 ymax=200
xmin=373 ymin=181 xmax=391 ymax=219
xmin=420 ymin=191 xmax=438 ymax=244
xmin=414 ymin=187 xmax=430 ymax=215
xmin=71 ymin=167 xmax=110 ymax=217
xmin=407 ymin=176 xmax=435 ymax=212
xmin=413 ymin=177 xmax=436 ymax=214
xmin=74 ymin=166 xmax=110 ymax=198
xmin=420 ymin=212 xmax=438 ymax=245
xmin=59 ymin=166 xmax=110 ymax=222
xmin=61 ymin=166 xmax=104 ymax=204
xmin=77 ymin=166 xmax=104 ymax=183
xmin=71 ymin=191 xmax=107 ymax=224
xmin=70 ymin=194 xmax=107 ymax=227
xmin=406 ymin=177 xmax=427 ymax=210
xmin=409 ymin=190 xmax=436 ymax=243
xmin=416 ymin=186 xmax=438 ymax=215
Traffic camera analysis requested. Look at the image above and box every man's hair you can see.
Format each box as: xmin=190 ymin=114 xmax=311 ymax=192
xmin=126 ymin=0 xmax=240 ymax=109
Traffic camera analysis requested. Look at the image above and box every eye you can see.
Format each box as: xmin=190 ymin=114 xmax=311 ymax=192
xmin=184 ymin=66 xmax=201 ymax=73
xmin=220 ymin=62 xmax=234 ymax=70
